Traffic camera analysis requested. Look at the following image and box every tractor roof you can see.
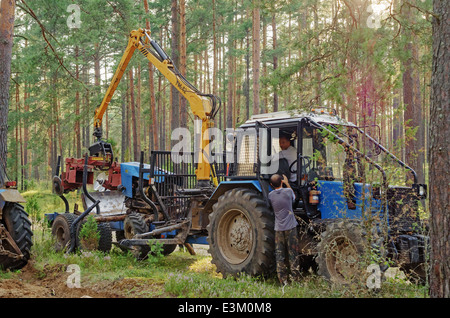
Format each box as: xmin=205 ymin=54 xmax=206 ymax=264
xmin=240 ymin=109 xmax=355 ymax=128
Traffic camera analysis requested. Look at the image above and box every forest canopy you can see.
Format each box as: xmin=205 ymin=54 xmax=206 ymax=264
xmin=6 ymin=0 xmax=432 ymax=188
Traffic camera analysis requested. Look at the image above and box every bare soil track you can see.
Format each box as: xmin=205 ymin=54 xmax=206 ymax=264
xmin=0 ymin=261 xmax=165 ymax=298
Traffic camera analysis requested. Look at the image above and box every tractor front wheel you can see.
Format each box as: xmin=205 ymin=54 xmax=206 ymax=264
xmin=316 ymin=220 xmax=369 ymax=284
xmin=1 ymin=203 xmax=33 ymax=270
xmin=207 ymin=188 xmax=275 ymax=278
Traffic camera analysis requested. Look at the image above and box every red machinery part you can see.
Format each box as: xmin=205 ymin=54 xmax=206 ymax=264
xmin=60 ymin=156 xmax=121 ymax=193
xmin=4 ymin=181 xmax=17 ymax=188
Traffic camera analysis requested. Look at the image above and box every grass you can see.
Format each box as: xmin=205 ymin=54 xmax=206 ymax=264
xmin=28 ymin=228 xmax=429 ymax=298
xmin=11 ymin=183 xmax=430 ymax=298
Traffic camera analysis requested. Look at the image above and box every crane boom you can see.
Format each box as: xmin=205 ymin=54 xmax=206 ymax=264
xmin=91 ymin=29 xmax=219 ymax=186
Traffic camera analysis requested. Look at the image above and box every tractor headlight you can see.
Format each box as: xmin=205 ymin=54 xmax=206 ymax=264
xmin=413 ymin=184 xmax=427 ymax=199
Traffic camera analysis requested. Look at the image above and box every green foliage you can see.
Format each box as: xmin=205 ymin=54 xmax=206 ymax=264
xmin=25 ymin=193 xmax=42 ymax=222
xmin=7 ymin=0 xmax=433 ymax=185
xmin=78 ymin=215 xmax=100 ymax=251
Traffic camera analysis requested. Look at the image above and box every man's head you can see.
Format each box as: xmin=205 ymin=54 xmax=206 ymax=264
xmin=270 ymin=174 xmax=283 ymax=189
xmin=279 ymin=134 xmax=291 ymax=151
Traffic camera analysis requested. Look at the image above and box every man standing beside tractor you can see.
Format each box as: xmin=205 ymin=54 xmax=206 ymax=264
xmin=269 ymin=174 xmax=301 ymax=285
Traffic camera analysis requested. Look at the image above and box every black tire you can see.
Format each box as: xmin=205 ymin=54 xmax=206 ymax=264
xmin=161 ymin=244 xmax=177 ymax=256
xmin=1 ymin=203 xmax=33 ymax=270
xmin=316 ymin=219 xmax=373 ymax=284
xmin=123 ymin=212 xmax=150 ymax=260
xmin=51 ymin=213 xmax=77 ymax=252
xmin=207 ymin=188 xmax=275 ymax=277
xmin=76 ymin=217 xmax=112 ymax=252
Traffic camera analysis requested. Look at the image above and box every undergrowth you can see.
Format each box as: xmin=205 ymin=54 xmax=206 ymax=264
xmin=12 ymin=183 xmax=429 ymax=298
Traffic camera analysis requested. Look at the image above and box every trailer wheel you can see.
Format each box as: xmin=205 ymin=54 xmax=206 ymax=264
xmin=123 ymin=212 xmax=150 ymax=260
xmin=1 ymin=203 xmax=33 ymax=270
xmin=51 ymin=213 xmax=77 ymax=252
xmin=207 ymin=188 xmax=275 ymax=277
xmin=76 ymin=218 xmax=112 ymax=252
xmin=316 ymin=220 xmax=370 ymax=284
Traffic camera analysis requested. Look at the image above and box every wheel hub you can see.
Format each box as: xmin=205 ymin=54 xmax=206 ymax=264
xmin=218 ymin=209 xmax=253 ymax=265
xmin=327 ymin=236 xmax=359 ymax=282
xmin=229 ymin=214 xmax=251 ymax=252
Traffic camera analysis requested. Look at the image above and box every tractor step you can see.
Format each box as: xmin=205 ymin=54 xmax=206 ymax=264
xmin=114 ymin=237 xmax=184 ymax=250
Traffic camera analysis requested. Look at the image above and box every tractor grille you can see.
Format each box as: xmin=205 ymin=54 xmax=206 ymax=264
xmin=149 ymin=151 xmax=226 ymax=219
xmin=387 ymin=187 xmax=420 ymax=234
xmin=229 ymin=131 xmax=258 ymax=177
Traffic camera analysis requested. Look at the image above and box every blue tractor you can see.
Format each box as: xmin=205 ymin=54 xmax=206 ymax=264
xmin=45 ymin=31 xmax=428 ymax=283
xmin=201 ymin=109 xmax=428 ymax=282
xmin=47 ymin=109 xmax=428 ymax=284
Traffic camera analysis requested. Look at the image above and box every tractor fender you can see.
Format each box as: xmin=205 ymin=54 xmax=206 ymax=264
xmin=202 ymin=180 xmax=262 ymax=214
xmin=0 ymin=188 xmax=26 ymax=205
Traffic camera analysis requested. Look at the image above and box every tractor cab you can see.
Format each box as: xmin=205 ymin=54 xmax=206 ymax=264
xmin=219 ymin=108 xmax=425 ymax=223
xmin=220 ymin=109 xmax=361 ymax=219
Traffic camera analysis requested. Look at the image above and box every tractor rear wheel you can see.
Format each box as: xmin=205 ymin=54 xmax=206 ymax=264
xmin=207 ymin=188 xmax=275 ymax=277
xmin=1 ymin=203 xmax=33 ymax=270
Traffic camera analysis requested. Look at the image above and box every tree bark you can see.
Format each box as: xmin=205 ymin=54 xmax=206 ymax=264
xmin=143 ymin=0 xmax=159 ymax=151
xmin=245 ymin=29 xmax=250 ymax=121
xmin=129 ymin=69 xmax=139 ymax=161
xmin=272 ymin=12 xmax=278 ymax=112
xmin=227 ymin=38 xmax=234 ymax=129
xmin=262 ymin=15 xmax=267 ymax=114
xmin=429 ymin=0 xmax=450 ymax=299
xmin=171 ymin=0 xmax=180 ymax=140
xmin=75 ymin=46 xmax=81 ymax=158
xmin=403 ymin=1 xmax=424 ymax=184
xmin=179 ymin=0 xmax=187 ymax=128
xmin=252 ymin=1 xmax=261 ymax=116
xmin=212 ymin=0 xmax=218 ymax=126
xmin=0 ymin=0 xmax=16 ymax=186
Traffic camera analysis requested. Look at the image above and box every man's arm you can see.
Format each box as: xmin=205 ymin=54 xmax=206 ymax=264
xmin=282 ymin=174 xmax=291 ymax=188
xmin=282 ymin=174 xmax=296 ymax=202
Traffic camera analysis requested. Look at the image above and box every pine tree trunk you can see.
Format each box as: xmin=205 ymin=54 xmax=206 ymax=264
xmin=171 ymin=0 xmax=180 ymax=139
xmin=227 ymin=39 xmax=234 ymax=129
xmin=137 ymin=64 xmax=142 ymax=153
xmin=212 ymin=0 xmax=218 ymax=126
xmin=75 ymin=46 xmax=81 ymax=158
xmin=252 ymin=2 xmax=261 ymax=116
xmin=245 ymin=29 xmax=250 ymax=120
xmin=129 ymin=69 xmax=139 ymax=161
xmin=272 ymin=12 xmax=278 ymax=112
xmin=15 ymin=83 xmax=19 ymax=182
xmin=179 ymin=0 xmax=187 ymax=128
xmin=121 ymin=91 xmax=127 ymax=162
xmin=0 ymin=0 xmax=15 ymax=185
xmin=403 ymin=1 xmax=424 ymax=184
xmin=429 ymin=0 xmax=450 ymax=299
xmin=262 ymin=16 xmax=267 ymax=114
xmin=143 ymin=0 xmax=159 ymax=151
xmin=23 ymin=82 xmax=29 ymax=185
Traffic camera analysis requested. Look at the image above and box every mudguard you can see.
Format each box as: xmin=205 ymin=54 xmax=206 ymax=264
xmin=202 ymin=180 xmax=263 ymax=214
xmin=0 ymin=188 xmax=26 ymax=205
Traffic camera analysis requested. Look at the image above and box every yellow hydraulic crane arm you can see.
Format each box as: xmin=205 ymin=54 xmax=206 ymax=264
xmin=92 ymin=29 xmax=219 ymax=186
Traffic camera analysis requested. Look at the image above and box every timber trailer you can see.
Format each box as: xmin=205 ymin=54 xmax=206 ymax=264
xmin=0 ymin=173 xmax=33 ymax=270
xmin=46 ymin=28 xmax=429 ymax=283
